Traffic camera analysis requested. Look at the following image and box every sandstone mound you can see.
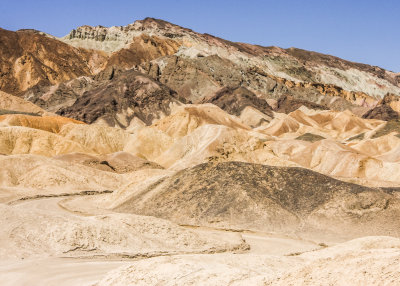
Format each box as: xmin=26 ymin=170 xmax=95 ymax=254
xmin=349 ymin=134 xmax=400 ymax=158
xmin=0 ymin=154 xmax=122 ymax=201
xmin=269 ymin=139 xmax=400 ymax=184
xmin=55 ymin=152 xmax=162 ymax=173
xmin=0 ymin=126 xmax=88 ymax=156
xmin=58 ymin=70 xmax=186 ymax=127
xmin=261 ymin=108 xmax=384 ymax=140
xmin=151 ymin=104 xmax=250 ymax=138
xmin=124 ymin=127 xmax=174 ymax=161
xmin=238 ymin=106 xmax=274 ymax=128
xmin=123 ymin=105 xmax=259 ymax=164
xmin=151 ymin=124 xmax=286 ymax=170
xmin=0 ymin=90 xmax=46 ymax=115
xmin=0 ymin=114 xmax=84 ymax=133
xmin=0 ymin=203 xmax=242 ymax=259
xmin=95 ymin=254 xmax=292 ymax=286
xmin=112 ymin=161 xmax=400 ymax=239
xmin=59 ymin=123 xmax=130 ymax=154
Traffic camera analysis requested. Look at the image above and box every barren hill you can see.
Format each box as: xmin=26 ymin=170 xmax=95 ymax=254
xmin=113 ymin=161 xmax=400 ymax=240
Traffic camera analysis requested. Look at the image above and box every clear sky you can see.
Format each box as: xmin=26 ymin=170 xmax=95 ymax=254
xmin=1 ymin=0 xmax=399 ymax=72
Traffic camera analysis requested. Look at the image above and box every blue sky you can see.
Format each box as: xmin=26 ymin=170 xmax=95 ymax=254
xmin=1 ymin=0 xmax=399 ymax=72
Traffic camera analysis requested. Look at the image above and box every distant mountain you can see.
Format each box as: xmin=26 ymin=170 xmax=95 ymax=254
xmin=1 ymin=17 xmax=399 ymax=116
xmin=61 ymin=17 xmax=400 ymax=100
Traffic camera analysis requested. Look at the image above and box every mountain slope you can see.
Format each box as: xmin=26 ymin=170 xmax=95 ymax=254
xmin=0 ymin=28 xmax=107 ymax=94
xmin=62 ymin=17 xmax=400 ymax=100
xmin=57 ymin=69 xmax=186 ymax=127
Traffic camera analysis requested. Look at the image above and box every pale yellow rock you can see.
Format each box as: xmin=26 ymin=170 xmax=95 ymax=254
xmin=59 ymin=123 xmax=130 ymax=154
xmin=0 ymin=114 xmax=84 ymax=133
xmin=152 ymin=104 xmax=250 ymax=138
xmin=260 ymin=107 xmax=384 ymax=140
xmin=0 ymin=90 xmax=46 ymax=115
xmin=0 ymin=126 xmax=88 ymax=156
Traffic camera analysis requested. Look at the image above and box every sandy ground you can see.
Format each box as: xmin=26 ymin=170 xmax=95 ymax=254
xmin=0 ymin=193 xmax=324 ymax=285
xmin=0 ymin=258 xmax=129 ymax=286
xmin=2 ymin=193 xmax=399 ymax=285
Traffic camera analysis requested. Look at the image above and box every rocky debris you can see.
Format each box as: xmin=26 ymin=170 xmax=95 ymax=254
xmin=61 ymin=17 xmax=400 ymax=100
xmin=285 ymin=47 xmax=400 ymax=87
xmin=0 ymin=114 xmax=84 ymax=133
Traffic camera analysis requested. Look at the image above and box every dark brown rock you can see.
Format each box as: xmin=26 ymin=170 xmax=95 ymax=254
xmin=58 ymin=69 xmax=186 ymax=127
xmin=201 ymin=86 xmax=273 ymax=117
xmin=275 ymin=94 xmax=328 ymax=113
